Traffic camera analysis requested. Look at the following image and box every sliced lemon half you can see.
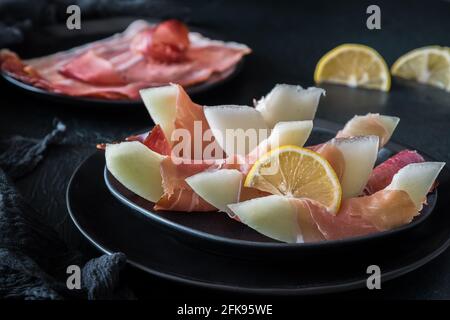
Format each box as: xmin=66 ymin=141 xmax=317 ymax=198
xmin=314 ymin=43 xmax=390 ymax=91
xmin=244 ymin=145 xmax=342 ymax=214
xmin=391 ymin=46 xmax=450 ymax=91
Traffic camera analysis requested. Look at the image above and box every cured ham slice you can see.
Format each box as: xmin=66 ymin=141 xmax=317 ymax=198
xmin=312 ymin=143 xmax=345 ymax=182
xmin=155 ymin=157 xmax=226 ymax=212
xmin=108 ymin=125 xmax=171 ymax=156
xmin=130 ymin=19 xmax=190 ymax=62
xmin=172 ymin=87 xmax=224 ymax=160
xmin=155 ymin=152 xmax=265 ymax=212
xmin=309 ymin=190 xmax=417 ymax=240
xmin=0 ymin=20 xmax=251 ymax=100
xmin=308 ymin=162 xmax=444 ymax=240
xmin=336 ymin=113 xmax=400 ymax=148
xmin=140 ymin=125 xmax=171 ymax=156
xmin=365 ymin=150 xmax=425 ymax=195
xmin=59 ymin=51 xmax=126 ymax=86
xmin=141 ymin=84 xmax=224 ymax=160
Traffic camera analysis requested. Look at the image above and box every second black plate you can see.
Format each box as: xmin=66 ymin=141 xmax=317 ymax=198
xmin=1 ymin=17 xmax=245 ymax=107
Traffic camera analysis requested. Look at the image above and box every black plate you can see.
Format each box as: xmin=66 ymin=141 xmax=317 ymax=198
xmin=103 ymin=123 xmax=437 ymax=258
xmin=0 ymin=17 xmax=245 ymax=107
xmin=67 ymin=120 xmax=450 ymax=294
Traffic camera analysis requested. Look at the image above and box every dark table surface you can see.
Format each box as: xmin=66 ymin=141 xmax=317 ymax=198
xmin=1 ymin=0 xmax=450 ymax=299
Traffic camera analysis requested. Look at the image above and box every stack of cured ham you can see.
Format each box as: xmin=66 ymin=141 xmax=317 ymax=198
xmin=0 ymin=20 xmax=250 ymax=100
xmin=104 ymin=83 xmax=445 ymax=243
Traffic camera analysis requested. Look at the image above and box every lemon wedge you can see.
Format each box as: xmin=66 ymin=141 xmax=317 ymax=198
xmin=314 ymin=44 xmax=390 ymax=91
xmin=391 ymin=46 xmax=450 ymax=91
xmin=244 ymin=145 xmax=342 ymax=214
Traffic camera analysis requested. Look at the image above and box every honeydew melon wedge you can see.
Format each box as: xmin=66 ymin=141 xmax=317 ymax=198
xmin=378 ymin=115 xmax=400 ymax=139
xmin=140 ymin=85 xmax=177 ymax=143
xmin=339 ymin=113 xmax=400 ymax=147
xmin=386 ymin=162 xmax=445 ymax=210
xmin=266 ymin=120 xmax=313 ymax=149
xmin=204 ymin=105 xmax=268 ymax=156
xmin=228 ymin=195 xmax=302 ymax=243
xmin=186 ymin=169 xmax=243 ymax=213
xmin=331 ymin=135 xmax=379 ymax=198
xmin=250 ymin=120 xmax=313 ymax=158
xmin=255 ymin=84 xmax=325 ymax=128
xmin=105 ymin=141 xmax=165 ymax=202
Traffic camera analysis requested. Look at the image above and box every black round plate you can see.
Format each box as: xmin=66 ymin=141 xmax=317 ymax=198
xmin=1 ymin=18 xmax=245 ymax=107
xmin=103 ymin=122 xmax=438 ymax=259
xmin=66 ymin=120 xmax=450 ymax=294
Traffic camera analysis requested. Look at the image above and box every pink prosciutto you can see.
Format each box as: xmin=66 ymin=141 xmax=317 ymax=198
xmin=130 ymin=19 xmax=190 ymax=62
xmin=0 ymin=20 xmax=251 ymax=100
xmin=365 ymin=150 xmax=425 ymax=195
xmin=304 ymin=190 xmax=417 ymax=240
xmin=302 ymin=150 xmax=427 ymax=241
xmin=336 ymin=113 xmax=399 ymax=148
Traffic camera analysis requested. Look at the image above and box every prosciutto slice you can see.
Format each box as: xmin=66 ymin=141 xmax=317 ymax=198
xmin=0 ymin=20 xmax=251 ymax=100
xmin=126 ymin=125 xmax=172 ymax=156
xmin=365 ymin=150 xmax=425 ymax=194
xmin=336 ymin=113 xmax=399 ymax=148
xmin=306 ymin=190 xmax=417 ymax=240
xmin=155 ymin=157 xmax=220 ymax=212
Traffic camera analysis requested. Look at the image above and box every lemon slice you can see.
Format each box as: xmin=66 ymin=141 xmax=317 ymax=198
xmin=244 ymin=145 xmax=342 ymax=214
xmin=314 ymin=44 xmax=390 ymax=91
xmin=391 ymin=46 xmax=450 ymax=91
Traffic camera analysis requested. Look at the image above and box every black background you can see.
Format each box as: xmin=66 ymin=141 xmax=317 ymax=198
xmin=1 ymin=0 xmax=450 ymax=299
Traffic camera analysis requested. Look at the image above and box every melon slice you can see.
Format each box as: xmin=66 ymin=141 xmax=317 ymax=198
xmin=228 ymin=195 xmax=301 ymax=243
xmin=255 ymin=84 xmax=325 ymax=128
xmin=140 ymin=85 xmax=177 ymax=142
xmin=105 ymin=141 xmax=165 ymax=202
xmin=378 ymin=115 xmax=400 ymax=139
xmin=186 ymin=169 xmax=243 ymax=213
xmin=386 ymin=162 xmax=445 ymax=210
xmin=331 ymin=135 xmax=379 ymax=198
xmin=204 ymin=105 xmax=268 ymax=156
xmin=250 ymin=120 xmax=313 ymax=158
xmin=266 ymin=120 xmax=313 ymax=148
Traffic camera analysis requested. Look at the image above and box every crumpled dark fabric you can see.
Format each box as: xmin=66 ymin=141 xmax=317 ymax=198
xmin=0 ymin=120 xmax=133 ymax=299
xmin=0 ymin=120 xmax=66 ymax=180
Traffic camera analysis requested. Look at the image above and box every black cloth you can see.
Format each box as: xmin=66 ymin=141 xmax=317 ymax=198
xmin=0 ymin=121 xmax=133 ymax=299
